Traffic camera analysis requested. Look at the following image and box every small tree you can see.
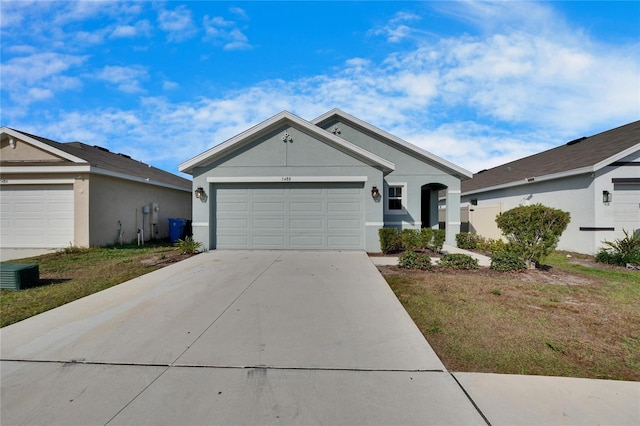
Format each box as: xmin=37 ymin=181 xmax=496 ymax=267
xmin=495 ymin=204 xmax=570 ymax=269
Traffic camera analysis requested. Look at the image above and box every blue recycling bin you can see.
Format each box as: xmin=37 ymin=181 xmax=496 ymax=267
xmin=168 ymin=218 xmax=188 ymax=243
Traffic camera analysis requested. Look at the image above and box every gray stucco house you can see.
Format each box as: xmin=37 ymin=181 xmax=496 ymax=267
xmin=460 ymin=120 xmax=640 ymax=255
xmin=179 ymin=109 xmax=472 ymax=252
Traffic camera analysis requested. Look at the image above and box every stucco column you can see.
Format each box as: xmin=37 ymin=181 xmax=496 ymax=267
xmin=445 ymin=187 xmax=462 ymax=246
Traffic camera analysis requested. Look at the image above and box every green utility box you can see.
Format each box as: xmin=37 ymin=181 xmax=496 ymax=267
xmin=0 ymin=263 xmax=40 ymax=290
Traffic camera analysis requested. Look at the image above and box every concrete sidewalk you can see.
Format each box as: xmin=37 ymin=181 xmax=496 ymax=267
xmin=1 ymin=250 xmax=638 ymax=425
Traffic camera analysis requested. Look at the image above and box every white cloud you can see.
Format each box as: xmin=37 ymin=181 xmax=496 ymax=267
xmin=94 ymin=65 xmax=148 ymax=93
xmin=163 ymin=80 xmax=179 ymax=90
xmin=158 ymin=5 xmax=197 ymax=42
xmin=1 ymin=52 xmax=87 ymax=106
xmin=203 ymin=14 xmax=252 ymax=51
xmin=110 ymin=20 xmax=152 ymax=39
xmin=369 ymin=11 xmax=422 ymax=42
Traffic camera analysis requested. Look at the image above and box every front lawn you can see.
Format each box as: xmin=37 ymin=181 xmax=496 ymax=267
xmin=1 ymin=243 xmax=191 ymax=327
xmin=382 ymin=252 xmax=640 ymax=381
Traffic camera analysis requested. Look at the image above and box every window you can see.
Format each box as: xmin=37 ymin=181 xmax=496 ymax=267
xmin=385 ymin=183 xmax=406 ymax=214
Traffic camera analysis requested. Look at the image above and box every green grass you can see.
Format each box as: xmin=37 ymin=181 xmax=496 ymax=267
xmin=1 ymin=243 xmax=188 ymax=327
xmin=383 ymin=252 xmax=640 ymax=381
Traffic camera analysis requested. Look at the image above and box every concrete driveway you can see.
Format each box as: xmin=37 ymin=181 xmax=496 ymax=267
xmin=0 ymin=251 xmax=485 ymax=425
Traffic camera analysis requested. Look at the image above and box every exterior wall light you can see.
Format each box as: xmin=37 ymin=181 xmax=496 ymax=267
xmin=371 ymin=186 xmax=379 ymax=199
xmin=602 ymin=190 xmax=612 ymax=203
xmin=9 ymin=138 xmax=16 ymax=149
xmin=195 ymin=186 xmax=205 ymax=199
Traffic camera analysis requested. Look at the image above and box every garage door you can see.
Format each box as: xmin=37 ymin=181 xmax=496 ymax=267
xmin=216 ymin=182 xmax=364 ymax=249
xmin=0 ymin=185 xmax=74 ymax=248
xmin=613 ymin=183 xmax=640 ymax=233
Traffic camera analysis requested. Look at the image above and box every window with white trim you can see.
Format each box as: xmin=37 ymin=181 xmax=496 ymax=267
xmin=385 ymin=183 xmax=407 ymax=214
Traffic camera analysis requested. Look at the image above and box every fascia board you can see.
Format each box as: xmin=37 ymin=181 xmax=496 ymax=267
xmin=0 ymin=165 xmax=91 ymax=173
xmin=89 ymin=167 xmax=191 ymax=192
xmin=593 ymin=143 xmax=640 ymax=171
xmin=1 ymin=127 xmax=85 ymax=163
xmin=311 ymin=109 xmax=473 ymax=179
xmin=0 ymin=164 xmax=190 ymax=192
xmin=461 ymin=165 xmax=595 ymax=197
xmin=179 ymin=111 xmax=395 ymax=174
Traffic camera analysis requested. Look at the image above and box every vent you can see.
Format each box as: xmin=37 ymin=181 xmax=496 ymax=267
xmin=566 ymin=136 xmax=587 ymax=146
xmin=476 ymin=169 xmax=488 ymax=174
xmin=94 ymin=145 xmax=110 ymax=152
xmin=117 ymin=153 xmax=131 ymax=159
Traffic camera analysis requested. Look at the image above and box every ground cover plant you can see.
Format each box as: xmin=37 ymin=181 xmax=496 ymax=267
xmin=0 ymin=242 xmax=192 ymax=327
xmin=381 ymin=252 xmax=640 ymax=381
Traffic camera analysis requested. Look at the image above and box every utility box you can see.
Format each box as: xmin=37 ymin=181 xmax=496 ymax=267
xmin=0 ymin=263 xmax=40 ymax=290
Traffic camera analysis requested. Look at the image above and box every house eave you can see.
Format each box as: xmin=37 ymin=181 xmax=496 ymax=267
xmin=0 ymin=127 xmax=86 ymax=163
xmin=179 ymin=111 xmax=395 ymax=175
xmin=0 ymin=165 xmax=190 ymax=192
xmin=461 ymin=165 xmax=596 ymax=197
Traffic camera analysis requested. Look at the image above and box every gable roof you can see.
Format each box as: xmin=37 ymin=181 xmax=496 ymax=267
xmin=1 ymin=127 xmax=191 ymax=191
xmin=312 ymin=108 xmax=473 ymax=180
xmin=462 ymin=120 xmax=640 ymax=195
xmin=179 ymin=110 xmax=395 ymax=174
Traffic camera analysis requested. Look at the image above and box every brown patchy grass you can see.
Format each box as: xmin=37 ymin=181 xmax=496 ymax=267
xmin=382 ymin=253 xmax=640 ymax=381
xmin=1 ymin=244 xmax=192 ymax=327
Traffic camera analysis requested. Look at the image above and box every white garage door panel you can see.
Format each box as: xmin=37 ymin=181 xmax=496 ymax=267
xmin=216 ymin=182 xmax=364 ymax=250
xmin=613 ymin=184 xmax=640 ymax=232
xmin=0 ymin=185 xmax=74 ymax=248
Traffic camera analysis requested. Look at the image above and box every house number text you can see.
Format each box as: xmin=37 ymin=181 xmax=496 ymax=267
xmin=281 ymin=176 xmax=292 ymax=182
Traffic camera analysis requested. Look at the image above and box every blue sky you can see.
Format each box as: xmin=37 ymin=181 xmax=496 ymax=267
xmin=1 ymin=1 xmax=639 ymax=178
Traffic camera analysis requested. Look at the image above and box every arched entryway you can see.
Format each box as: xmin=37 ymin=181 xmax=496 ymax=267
xmin=421 ymin=183 xmax=447 ymax=229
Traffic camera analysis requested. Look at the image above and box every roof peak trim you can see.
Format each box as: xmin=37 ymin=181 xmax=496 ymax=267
xmin=311 ymin=109 xmax=473 ymax=179
xmin=179 ymin=110 xmax=395 ymax=174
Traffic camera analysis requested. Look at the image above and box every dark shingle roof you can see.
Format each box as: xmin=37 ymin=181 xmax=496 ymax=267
xmin=6 ymin=128 xmax=190 ymax=190
xmin=462 ymin=120 xmax=640 ymax=194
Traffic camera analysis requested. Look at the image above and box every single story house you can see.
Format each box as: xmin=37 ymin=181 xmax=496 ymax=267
xmin=460 ymin=120 xmax=640 ymax=255
xmin=0 ymin=127 xmax=192 ymax=248
xmin=179 ymin=109 xmax=472 ymax=252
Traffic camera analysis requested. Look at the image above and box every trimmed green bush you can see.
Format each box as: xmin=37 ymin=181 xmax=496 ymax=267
xmin=378 ymin=228 xmax=401 ymax=254
xmin=420 ymin=228 xmax=434 ymax=250
xmin=490 ymin=250 xmax=526 ymax=272
xmin=456 ymin=232 xmax=477 ymax=250
xmin=476 ymin=237 xmax=507 ymax=254
xmin=401 ymin=229 xmax=421 ymax=252
xmin=432 ymin=229 xmax=446 ymax=252
xmin=495 ymin=204 xmax=570 ymax=269
xmin=398 ymin=251 xmax=432 ymax=270
xmin=439 ymin=253 xmax=479 ymax=269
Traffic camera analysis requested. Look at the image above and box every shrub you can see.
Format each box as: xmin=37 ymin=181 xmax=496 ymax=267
xmin=476 ymin=237 xmax=507 ymax=254
xmin=598 ymin=229 xmax=640 ymax=267
xmin=456 ymin=232 xmax=477 ymax=250
xmin=495 ymin=204 xmax=570 ymax=269
xmin=378 ymin=228 xmax=401 ymax=254
xmin=490 ymin=250 xmax=526 ymax=272
xmin=398 ymin=251 xmax=432 ymax=270
xmin=438 ymin=253 xmax=479 ymax=269
xmin=420 ymin=228 xmax=434 ymax=250
xmin=401 ymin=229 xmax=421 ymax=252
xmin=431 ymin=229 xmax=446 ymax=252
xmin=175 ymin=236 xmax=202 ymax=254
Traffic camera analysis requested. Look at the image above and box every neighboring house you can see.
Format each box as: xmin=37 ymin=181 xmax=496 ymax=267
xmin=0 ymin=127 xmax=192 ymax=248
xmin=179 ymin=109 xmax=472 ymax=252
xmin=461 ymin=120 xmax=640 ymax=255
